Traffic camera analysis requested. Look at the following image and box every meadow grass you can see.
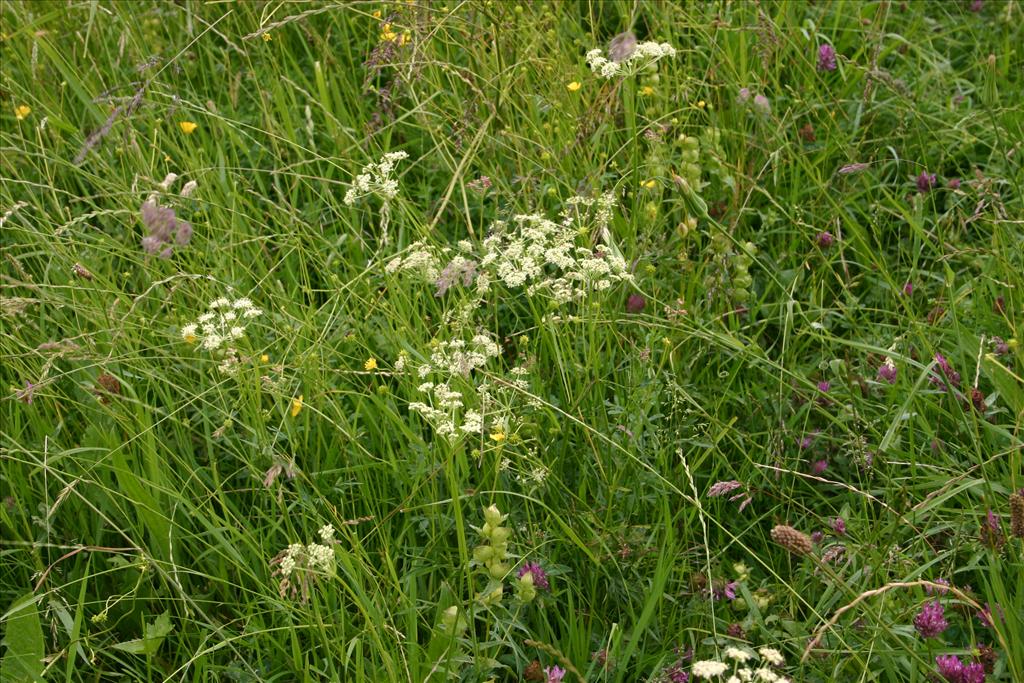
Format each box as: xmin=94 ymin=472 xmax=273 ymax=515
xmin=1 ymin=1 xmax=1022 ymax=681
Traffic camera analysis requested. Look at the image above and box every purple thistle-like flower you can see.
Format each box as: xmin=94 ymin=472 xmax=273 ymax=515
xmin=811 ymin=530 xmax=825 ymax=544
xmin=816 ymin=231 xmax=834 ymax=248
xmin=711 ymin=580 xmax=738 ymax=601
xmin=961 ymin=662 xmax=986 ymax=683
xmin=936 ymin=655 xmax=964 ymax=681
xmin=917 ymin=171 xmax=937 ymax=193
xmin=930 ymin=353 xmax=962 ymax=389
xmin=914 ymin=601 xmax=949 ymax=639
xmin=666 ymin=665 xmax=689 ymax=683
xmin=544 ymin=665 xmax=566 ymax=683
xmin=831 ymin=517 xmax=846 ymax=536
xmin=817 ymin=380 xmax=831 ymax=393
xmin=877 ymin=359 xmax=898 ymax=384
xmin=517 ymin=562 xmax=549 ymax=591
xmin=708 ymin=480 xmax=743 ymax=497
xmin=817 ymin=44 xmax=837 ymax=71
xmin=626 ymin=293 xmax=646 ymax=313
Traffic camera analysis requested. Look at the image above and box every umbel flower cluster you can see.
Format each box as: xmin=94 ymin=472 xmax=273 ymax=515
xmin=181 ymin=297 xmax=263 ymax=352
xmin=387 ymin=192 xmax=631 ymax=304
xmin=400 ymin=333 xmax=529 ymax=441
xmin=343 ymin=150 xmax=409 ymax=205
xmin=585 ymin=40 xmax=676 ymax=78
xmin=688 ymin=645 xmax=790 ymax=682
xmin=269 ymin=524 xmax=336 ymax=602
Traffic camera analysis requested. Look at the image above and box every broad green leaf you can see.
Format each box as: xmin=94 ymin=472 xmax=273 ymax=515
xmin=1 ymin=593 xmax=45 ymax=683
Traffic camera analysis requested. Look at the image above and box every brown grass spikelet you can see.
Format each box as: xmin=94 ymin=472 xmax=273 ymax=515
xmin=771 ymin=524 xmax=813 ymax=556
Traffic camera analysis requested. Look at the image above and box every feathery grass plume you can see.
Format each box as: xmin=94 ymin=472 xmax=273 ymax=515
xmin=1010 ymin=490 xmax=1024 ymax=539
xmin=771 ymin=525 xmax=813 ymax=556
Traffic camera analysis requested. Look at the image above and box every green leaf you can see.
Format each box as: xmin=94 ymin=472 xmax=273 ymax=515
xmin=1 ymin=593 xmax=46 ymax=683
xmin=111 ymin=611 xmax=174 ymax=657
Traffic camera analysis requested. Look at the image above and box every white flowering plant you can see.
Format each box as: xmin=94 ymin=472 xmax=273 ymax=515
xmin=343 ymin=151 xmax=409 ymax=206
xmin=585 ymin=40 xmax=676 ymax=79
xmin=180 ymin=297 xmax=263 ymax=373
xmin=269 ymin=524 xmax=336 ymax=602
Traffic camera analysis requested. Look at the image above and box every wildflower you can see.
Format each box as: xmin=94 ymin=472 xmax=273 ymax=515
xmin=260 ymin=354 xmax=270 ymax=362
xmin=15 ymin=381 xmax=36 ymax=404
xmin=262 ymin=32 xmax=272 ymax=42
xmin=752 ymin=94 xmax=771 ymax=116
xmin=878 ymin=357 xmax=898 ymax=383
xmin=490 ymin=430 xmax=506 ymax=442
xmin=180 ymin=297 xmax=262 ymax=355
xmin=567 ymin=81 xmax=581 ymax=92
xmin=902 ymin=282 xmax=914 ymax=296
xmin=291 ymin=395 xmax=303 ymax=417
xmin=831 ymin=517 xmax=846 ymax=536
xmin=914 ymin=601 xmax=949 ymax=639
xmin=14 ymin=104 xmax=31 ymax=120
xmin=771 ymin=525 xmax=813 ymax=556
xmin=817 ymin=380 xmax=830 ymax=393
xmin=343 ymin=150 xmax=408 ymax=205
xmin=817 ymin=44 xmax=837 ymax=71
xmin=544 ymin=666 xmax=566 ymax=683
xmin=976 ymin=603 xmax=1003 ymax=628
xmin=916 ymin=171 xmax=937 ymax=193
xmin=948 ymin=178 xmax=962 ymax=190
xmin=585 ymin=40 xmax=675 ymax=79
xmin=811 ymin=530 xmax=824 ymax=544
xmin=141 ymin=200 xmax=192 ymax=258
xmin=724 ymin=647 xmax=753 ymax=663
xmin=816 ymin=231 xmax=834 ymax=248
xmin=811 ymin=459 xmax=829 ymax=474
xmin=364 ymin=357 xmax=378 ymax=371
xmin=757 ymin=647 xmax=785 ymax=667
xmin=626 ymin=293 xmax=646 ymax=313
xmin=181 ymin=180 xmax=198 ymax=197
xmin=640 ymin=85 xmax=655 ymax=96
xmin=691 ymin=660 xmax=729 ymax=678
xmin=517 ymin=561 xmax=550 ymax=590
xmin=737 ymin=87 xmax=751 ymax=103
xmin=925 ymin=578 xmax=950 ymax=595
xmin=711 ymin=580 xmax=738 ymax=601
xmin=467 ymin=175 xmax=491 ymax=193
xmin=179 ymin=121 xmax=198 ymax=135
xmin=979 ymin=510 xmax=1004 ymax=549
xmin=930 ymin=353 xmax=961 ymax=389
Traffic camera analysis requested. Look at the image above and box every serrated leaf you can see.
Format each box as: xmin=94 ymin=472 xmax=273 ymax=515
xmin=1 ymin=592 xmax=46 ymax=683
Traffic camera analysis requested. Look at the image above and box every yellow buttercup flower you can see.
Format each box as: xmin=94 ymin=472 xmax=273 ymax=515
xmin=260 ymin=354 xmax=269 ymax=362
xmin=290 ymin=395 xmax=303 ymax=417
xmin=696 ymin=100 xmax=706 ymax=109
xmin=642 ymin=179 xmax=657 ymax=189
xmin=489 ymin=430 xmax=506 ymax=443
xmin=566 ymin=81 xmax=581 ymax=92
xmin=179 ymin=121 xmax=198 ymax=135
xmin=14 ymin=105 xmax=31 ymax=120
xmin=364 ymin=357 xmax=378 ymax=371
xmin=262 ymin=32 xmax=272 ymax=42
xmin=372 ymin=9 xmax=382 ymax=18
xmin=640 ymin=85 xmax=655 ymax=96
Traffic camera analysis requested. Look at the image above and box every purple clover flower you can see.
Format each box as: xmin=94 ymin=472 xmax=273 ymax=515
xmin=831 ymin=517 xmax=846 ymax=536
xmin=626 ymin=293 xmax=646 ymax=313
xmin=930 ymin=353 xmax=962 ymax=390
xmin=517 ymin=562 xmax=550 ymax=591
xmin=544 ymin=665 xmax=566 ymax=683
xmin=817 ymin=231 xmax=834 ymax=248
xmin=812 ymin=459 xmax=829 ymax=475
xmin=914 ymin=601 xmax=949 ymax=639
xmin=877 ymin=359 xmax=898 ymax=384
xmin=817 ymin=380 xmax=831 ymax=393
xmin=936 ymin=655 xmax=964 ymax=681
xmin=817 ymin=44 xmax=837 ymax=71
xmin=917 ymin=171 xmax=937 ymax=193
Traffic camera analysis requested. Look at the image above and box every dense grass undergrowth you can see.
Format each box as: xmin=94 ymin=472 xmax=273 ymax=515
xmin=1 ymin=1 xmax=1022 ymax=681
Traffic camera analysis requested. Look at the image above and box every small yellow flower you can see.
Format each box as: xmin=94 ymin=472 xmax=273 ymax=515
xmin=14 ymin=105 xmax=31 ymax=120
xmin=640 ymin=85 xmax=655 ymax=96
xmin=290 ymin=395 xmax=303 ymax=417
xmin=642 ymin=179 xmax=657 ymax=189
xmin=179 ymin=121 xmax=198 ymax=135
xmin=364 ymin=357 xmax=378 ymax=371
xmin=184 ymin=333 xmax=197 ymax=344
xmin=260 ymin=353 xmax=269 ymax=362
xmin=489 ymin=430 xmax=506 ymax=443
xmin=696 ymin=100 xmax=706 ymax=109
xmin=262 ymin=32 xmax=272 ymax=42
xmin=372 ymin=10 xmax=382 ymax=18
xmin=566 ymin=81 xmax=581 ymax=92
